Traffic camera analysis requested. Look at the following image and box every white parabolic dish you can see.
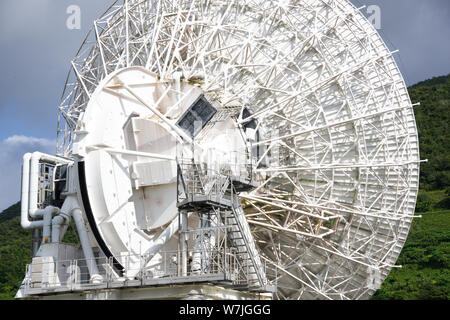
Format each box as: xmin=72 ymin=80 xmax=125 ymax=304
xmin=58 ymin=0 xmax=421 ymax=300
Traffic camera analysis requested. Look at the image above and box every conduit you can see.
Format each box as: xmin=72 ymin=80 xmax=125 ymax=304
xmin=21 ymin=152 xmax=72 ymax=230
xmin=20 ymin=153 xmax=43 ymax=229
xmin=72 ymin=207 xmax=103 ymax=284
xmin=42 ymin=206 xmax=60 ymax=243
xmin=51 ymin=211 xmax=71 ymax=243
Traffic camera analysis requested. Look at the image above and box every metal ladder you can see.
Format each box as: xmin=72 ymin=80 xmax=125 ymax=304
xmin=190 ymin=162 xmax=205 ymax=195
xmin=223 ymin=185 xmax=267 ymax=288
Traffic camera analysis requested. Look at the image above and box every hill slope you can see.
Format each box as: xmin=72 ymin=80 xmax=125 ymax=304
xmin=372 ymin=191 xmax=450 ymax=300
xmin=0 ymin=204 xmax=79 ymax=300
xmin=0 ymin=203 xmax=32 ymax=300
xmin=411 ymin=74 xmax=450 ymax=190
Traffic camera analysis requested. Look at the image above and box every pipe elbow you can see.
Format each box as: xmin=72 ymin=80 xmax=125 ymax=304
xmin=52 ymin=211 xmax=70 ymax=225
xmin=21 ymin=219 xmax=44 ymax=230
xmin=23 ymin=153 xmax=32 ymax=163
xmin=41 ymin=206 xmax=60 ymax=218
xmin=20 ymin=219 xmax=31 ymax=229
xmin=51 ymin=211 xmax=70 ymax=243
xmin=31 ymin=151 xmax=43 ymax=161
xmin=71 ymin=207 xmax=82 ymax=215
xmin=52 ymin=215 xmax=65 ymax=226
xmin=49 ymin=206 xmax=60 ymax=214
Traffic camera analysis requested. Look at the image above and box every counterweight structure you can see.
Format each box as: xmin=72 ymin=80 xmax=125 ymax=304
xmin=18 ymin=0 xmax=421 ymax=300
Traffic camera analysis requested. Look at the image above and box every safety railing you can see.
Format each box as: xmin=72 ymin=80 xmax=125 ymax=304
xmin=21 ymin=247 xmax=266 ymax=295
xmin=177 ymin=162 xmax=231 ymax=202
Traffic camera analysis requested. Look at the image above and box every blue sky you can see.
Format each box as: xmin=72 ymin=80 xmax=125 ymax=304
xmin=0 ymin=0 xmax=449 ymax=212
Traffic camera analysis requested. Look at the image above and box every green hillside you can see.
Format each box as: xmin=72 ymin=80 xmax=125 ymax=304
xmin=0 ymin=204 xmax=79 ymax=300
xmin=0 ymin=74 xmax=449 ymax=300
xmin=411 ymin=75 xmax=450 ymax=191
xmin=0 ymin=203 xmax=32 ymax=300
xmin=372 ymin=190 xmax=450 ymax=300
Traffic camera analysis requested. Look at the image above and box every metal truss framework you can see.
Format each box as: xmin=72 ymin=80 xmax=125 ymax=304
xmin=57 ymin=0 xmax=421 ymax=300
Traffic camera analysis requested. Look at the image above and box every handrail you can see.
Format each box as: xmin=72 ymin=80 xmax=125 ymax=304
xmin=22 ymin=247 xmax=256 ymax=295
xmin=229 ymin=183 xmax=267 ymax=287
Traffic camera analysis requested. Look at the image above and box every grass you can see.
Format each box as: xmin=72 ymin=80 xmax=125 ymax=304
xmin=372 ymin=191 xmax=450 ymax=300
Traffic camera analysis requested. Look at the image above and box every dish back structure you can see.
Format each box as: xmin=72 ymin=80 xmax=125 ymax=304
xmin=51 ymin=0 xmax=421 ymax=300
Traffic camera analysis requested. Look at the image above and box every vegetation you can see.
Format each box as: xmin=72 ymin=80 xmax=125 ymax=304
xmin=410 ymin=75 xmax=450 ymax=191
xmin=0 ymin=204 xmax=79 ymax=300
xmin=0 ymin=74 xmax=449 ymax=300
xmin=372 ymin=191 xmax=450 ymax=300
xmin=0 ymin=203 xmax=32 ymax=300
xmin=372 ymin=74 xmax=450 ymax=299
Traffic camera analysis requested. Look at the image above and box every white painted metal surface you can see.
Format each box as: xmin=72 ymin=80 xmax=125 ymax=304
xmin=50 ymin=0 xmax=421 ymax=300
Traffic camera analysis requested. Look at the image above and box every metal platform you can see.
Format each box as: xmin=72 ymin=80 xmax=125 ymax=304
xmin=20 ymin=283 xmax=273 ymax=300
xmin=17 ymin=247 xmax=274 ymax=300
xmin=22 ymin=274 xmax=233 ymax=298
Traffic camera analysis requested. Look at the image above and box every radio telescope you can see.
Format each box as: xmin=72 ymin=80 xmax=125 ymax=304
xmin=18 ymin=0 xmax=421 ymax=300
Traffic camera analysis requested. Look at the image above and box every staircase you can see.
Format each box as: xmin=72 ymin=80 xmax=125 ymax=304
xmin=190 ymin=162 xmax=205 ymax=196
xmin=176 ymin=162 xmax=266 ymax=289
xmin=222 ymin=189 xmax=267 ymax=288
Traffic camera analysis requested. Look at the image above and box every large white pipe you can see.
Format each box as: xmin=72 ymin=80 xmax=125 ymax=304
xmin=29 ymin=152 xmax=42 ymax=218
xmin=55 ymin=195 xmax=79 ymax=243
xmin=21 ymin=152 xmax=101 ymax=283
xmin=42 ymin=206 xmax=60 ymax=243
xmin=51 ymin=212 xmax=71 ymax=243
xmin=22 ymin=152 xmax=72 ymax=230
xmin=72 ymin=208 xmax=103 ymax=284
xmin=21 ymin=153 xmax=43 ymax=229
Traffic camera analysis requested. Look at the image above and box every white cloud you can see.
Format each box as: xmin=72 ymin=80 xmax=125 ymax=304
xmin=4 ymin=135 xmax=55 ymax=148
xmin=0 ymin=135 xmax=56 ymax=212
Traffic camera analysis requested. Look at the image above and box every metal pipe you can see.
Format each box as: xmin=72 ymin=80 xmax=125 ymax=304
xmin=28 ymin=152 xmax=41 ymax=218
xmin=56 ymin=196 xmax=79 ymax=243
xmin=51 ymin=212 xmax=71 ymax=243
xmin=181 ymin=212 xmax=188 ymax=277
xmin=21 ymin=152 xmax=71 ymax=230
xmin=72 ymin=208 xmax=103 ymax=284
xmin=20 ymin=153 xmax=43 ymax=229
xmin=42 ymin=206 xmax=60 ymax=243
